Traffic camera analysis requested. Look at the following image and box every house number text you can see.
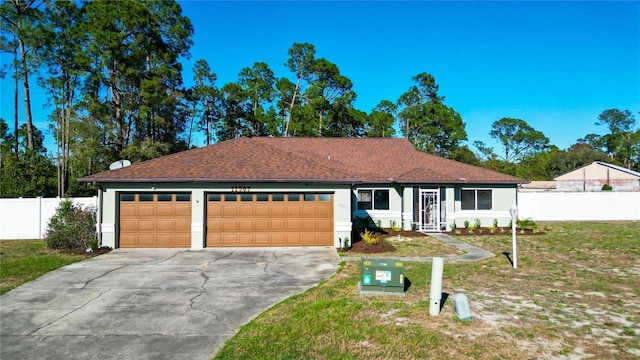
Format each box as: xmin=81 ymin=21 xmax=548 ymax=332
xmin=231 ymin=186 xmax=251 ymax=193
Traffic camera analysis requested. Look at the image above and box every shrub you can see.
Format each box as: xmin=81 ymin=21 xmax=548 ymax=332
xmin=450 ymin=221 xmax=457 ymax=231
xmin=46 ymin=199 xmax=97 ymax=250
xmin=602 ymin=184 xmax=613 ymax=191
xmin=474 ymin=218 xmax=482 ymax=228
xmin=360 ymin=229 xmax=380 ymax=245
xmin=463 ymin=220 xmax=470 ymax=229
xmin=390 ymin=220 xmax=402 ymax=232
xmin=517 ymin=218 xmax=539 ymax=233
xmin=343 ymin=236 xmax=350 ymax=250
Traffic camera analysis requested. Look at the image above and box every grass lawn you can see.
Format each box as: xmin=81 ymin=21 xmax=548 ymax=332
xmin=0 ymin=240 xmax=94 ymax=294
xmin=214 ymin=221 xmax=640 ymax=359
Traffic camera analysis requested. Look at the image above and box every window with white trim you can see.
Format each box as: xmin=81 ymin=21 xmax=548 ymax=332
xmin=461 ymin=189 xmax=492 ymax=210
xmin=357 ymin=189 xmax=389 ymax=210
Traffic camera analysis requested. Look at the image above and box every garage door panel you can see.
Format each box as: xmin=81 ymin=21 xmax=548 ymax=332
xmin=208 ymin=205 xmax=222 ymax=217
xmin=138 ymin=220 xmax=156 ymax=232
xmin=137 ymin=205 xmax=156 ymax=216
xmin=223 ymin=219 xmax=238 ymax=231
xmin=255 ymin=233 xmax=270 ymax=245
xmin=302 ymin=219 xmax=317 ymax=230
xmin=223 ymin=206 xmax=239 ymax=216
xmin=318 ymin=206 xmax=332 ymax=216
xmin=287 ymin=233 xmax=301 ymax=245
xmin=156 ymin=206 xmax=173 ymax=216
xmin=271 ymin=233 xmax=286 ymax=246
xmin=255 ymin=219 xmax=270 ymax=231
xmin=174 ymin=204 xmax=191 ymax=216
xmin=155 ymin=234 xmax=174 ymax=246
xmin=208 ymin=219 xmax=222 ymax=231
xmin=302 ymin=206 xmax=317 ymax=216
xmin=120 ymin=206 xmax=137 ymax=217
xmin=206 ymin=192 xmax=334 ymax=247
xmin=271 ymin=219 xmax=286 ymax=231
xmin=119 ymin=193 xmax=192 ymax=248
xmin=239 ymin=206 xmax=254 ymax=217
xmin=223 ymin=234 xmax=238 ymax=246
xmin=207 ymin=234 xmax=223 ymax=246
xmin=286 ymin=219 xmax=301 ymax=230
xmin=136 ymin=234 xmax=156 ymax=246
xmin=287 ymin=205 xmax=301 ymax=216
xmin=175 ymin=220 xmax=191 ymax=232
xmin=318 ymin=219 xmax=333 ymax=231
xmin=271 ymin=205 xmax=285 ymax=216
xmin=238 ymin=233 xmax=254 ymax=246
xmin=317 ymin=233 xmax=333 ymax=245
xmin=238 ymin=219 xmax=254 ymax=231
xmin=255 ymin=205 xmax=270 ymax=217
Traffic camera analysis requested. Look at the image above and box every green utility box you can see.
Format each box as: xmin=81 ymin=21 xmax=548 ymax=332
xmin=361 ymin=257 xmax=405 ymax=293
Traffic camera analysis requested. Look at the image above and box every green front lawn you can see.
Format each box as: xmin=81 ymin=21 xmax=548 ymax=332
xmin=215 ymin=221 xmax=640 ymax=359
xmin=0 ymin=240 xmax=94 ymax=294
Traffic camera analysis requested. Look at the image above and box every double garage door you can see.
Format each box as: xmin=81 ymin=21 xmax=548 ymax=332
xmin=119 ymin=192 xmax=333 ymax=248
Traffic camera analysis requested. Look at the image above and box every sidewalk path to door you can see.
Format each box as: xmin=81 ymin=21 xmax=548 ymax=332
xmin=341 ymin=233 xmax=495 ymax=263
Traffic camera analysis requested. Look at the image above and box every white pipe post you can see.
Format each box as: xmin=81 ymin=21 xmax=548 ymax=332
xmin=429 ymin=257 xmax=444 ymax=316
xmin=512 ymin=220 xmax=517 ymax=269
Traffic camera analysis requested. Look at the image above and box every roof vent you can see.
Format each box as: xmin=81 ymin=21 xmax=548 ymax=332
xmin=459 ymin=177 xmax=466 ymax=181
xmin=109 ymin=159 xmax=131 ymax=170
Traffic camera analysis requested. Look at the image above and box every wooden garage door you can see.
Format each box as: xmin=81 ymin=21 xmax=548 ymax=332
xmin=119 ymin=193 xmax=191 ymax=248
xmin=206 ymin=193 xmax=333 ymax=247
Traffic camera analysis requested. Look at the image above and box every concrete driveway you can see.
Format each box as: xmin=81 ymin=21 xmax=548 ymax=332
xmin=0 ymin=247 xmax=340 ymax=360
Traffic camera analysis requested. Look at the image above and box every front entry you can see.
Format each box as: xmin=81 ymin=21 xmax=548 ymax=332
xmin=420 ymin=189 xmax=439 ymax=231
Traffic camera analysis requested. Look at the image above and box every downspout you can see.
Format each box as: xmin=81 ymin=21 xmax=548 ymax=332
xmin=97 ymin=188 xmax=103 ymax=246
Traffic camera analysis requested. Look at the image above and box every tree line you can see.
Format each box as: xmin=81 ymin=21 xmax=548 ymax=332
xmin=1 ymin=0 xmax=638 ymax=198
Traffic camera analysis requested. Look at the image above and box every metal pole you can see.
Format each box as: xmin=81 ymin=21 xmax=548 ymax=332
xmin=429 ymin=257 xmax=444 ymax=316
xmin=512 ymin=214 xmax=517 ymax=269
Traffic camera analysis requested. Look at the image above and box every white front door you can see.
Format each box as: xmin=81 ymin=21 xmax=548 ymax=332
xmin=420 ymin=190 xmax=439 ymax=231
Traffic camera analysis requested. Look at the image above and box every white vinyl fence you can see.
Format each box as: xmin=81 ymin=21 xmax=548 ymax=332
xmin=1 ymin=193 xmax=638 ymax=240
xmin=518 ymin=192 xmax=640 ymax=221
xmin=0 ymin=197 xmax=98 ymax=240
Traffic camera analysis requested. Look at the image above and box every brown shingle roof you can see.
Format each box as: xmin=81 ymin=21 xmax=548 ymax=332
xmin=79 ymin=137 xmax=526 ymax=184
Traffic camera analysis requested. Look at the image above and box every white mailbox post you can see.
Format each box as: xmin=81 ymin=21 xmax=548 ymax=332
xmin=510 ymin=204 xmax=518 ymax=269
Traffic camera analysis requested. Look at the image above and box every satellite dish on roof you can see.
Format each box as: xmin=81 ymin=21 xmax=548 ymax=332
xmin=109 ymin=159 xmax=131 ymax=170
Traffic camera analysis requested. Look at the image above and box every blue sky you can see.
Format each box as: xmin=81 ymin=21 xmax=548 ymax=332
xmin=1 ymin=1 xmax=639 ymax=153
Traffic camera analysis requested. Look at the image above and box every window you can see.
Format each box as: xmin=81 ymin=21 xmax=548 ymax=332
xmin=139 ymin=194 xmax=154 ymax=202
xmin=208 ymin=193 xmax=221 ymax=201
xmin=256 ymin=194 xmax=269 ymax=201
xmin=287 ymin=193 xmax=300 ymax=201
xmin=461 ymin=189 xmax=492 ymax=210
xmin=176 ymin=193 xmax=191 ymax=202
xmin=241 ymin=194 xmax=253 ymax=201
xmin=272 ymin=193 xmax=284 ymax=201
xmin=318 ymin=194 xmax=331 ymax=202
xmin=120 ymin=194 xmax=135 ymax=202
xmin=224 ymin=193 xmax=237 ymax=201
xmin=304 ymin=194 xmax=316 ymax=201
xmin=158 ymin=194 xmax=173 ymax=202
xmin=357 ymin=189 xmax=389 ymax=210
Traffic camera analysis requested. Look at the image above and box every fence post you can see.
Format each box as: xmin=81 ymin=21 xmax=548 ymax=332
xmin=37 ymin=196 xmax=43 ymax=239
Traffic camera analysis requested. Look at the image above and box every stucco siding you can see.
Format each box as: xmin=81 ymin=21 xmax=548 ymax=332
xmin=100 ymin=182 xmax=352 ymax=249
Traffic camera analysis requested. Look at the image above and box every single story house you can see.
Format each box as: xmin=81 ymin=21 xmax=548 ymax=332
xmin=80 ymin=137 xmax=527 ymax=249
xmin=554 ymin=161 xmax=640 ymax=192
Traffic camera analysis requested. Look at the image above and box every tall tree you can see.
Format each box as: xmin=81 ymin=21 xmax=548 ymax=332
xmin=238 ymin=62 xmax=279 ymax=136
xmin=476 ymin=117 xmax=549 ymax=163
xmin=595 ymin=108 xmax=638 ymax=169
xmin=0 ymin=0 xmax=44 ymax=152
xmin=366 ymin=100 xmax=396 ymax=137
xmin=397 ymin=73 xmax=466 ymax=157
xmin=282 ymin=42 xmax=315 ymax=137
xmin=38 ymin=0 xmax=88 ymax=197
xmin=80 ymin=0 xmax=193 ymax=161
xmin=189 ymin=59 xmax=221 ymax=145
